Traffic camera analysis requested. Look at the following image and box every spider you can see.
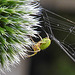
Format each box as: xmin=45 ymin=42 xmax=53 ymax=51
xmin=27 ymin=32 xmax=51 ymax=57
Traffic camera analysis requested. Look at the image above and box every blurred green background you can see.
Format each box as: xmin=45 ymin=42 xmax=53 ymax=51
xmin=30 ymin=0 xmax=75 ymax=75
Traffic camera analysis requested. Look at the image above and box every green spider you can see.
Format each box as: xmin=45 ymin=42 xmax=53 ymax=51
xmin=27 ymin=32 xmax=51 ymax=57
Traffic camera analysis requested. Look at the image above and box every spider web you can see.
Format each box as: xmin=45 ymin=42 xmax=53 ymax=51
xmin=42 ymin=8 xmax=75 ymax=62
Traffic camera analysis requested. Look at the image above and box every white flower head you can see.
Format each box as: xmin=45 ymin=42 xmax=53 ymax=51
xmin=0 ymin=0 xmax=41 ymax=73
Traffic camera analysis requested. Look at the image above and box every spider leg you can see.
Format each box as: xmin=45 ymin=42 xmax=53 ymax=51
xmin=26 ymin=45 xmax=41 ymax=57
xmin=37 ymin=34 xmax=43 ymax=40
xmin=30 ymin=36 xmax=36 ymax=44
xmin=26 ymin=49 xmax=40 ymax=57
xmin=26 ymin=52 xmax=37 ymax=57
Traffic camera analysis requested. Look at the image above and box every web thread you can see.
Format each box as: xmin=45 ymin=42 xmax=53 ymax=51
xmin=42 ymin=8 xmax=75 ymax=62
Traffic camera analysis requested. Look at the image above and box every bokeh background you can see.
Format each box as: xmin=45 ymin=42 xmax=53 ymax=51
xmin=2 ymin=0 xmax=75 ymax=75
xmin=30 ymin=0 xmax=75 ymax=75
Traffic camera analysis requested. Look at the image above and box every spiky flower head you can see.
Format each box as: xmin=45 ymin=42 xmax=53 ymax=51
xmin=0 ymin=0 xmax=41 ymax=73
